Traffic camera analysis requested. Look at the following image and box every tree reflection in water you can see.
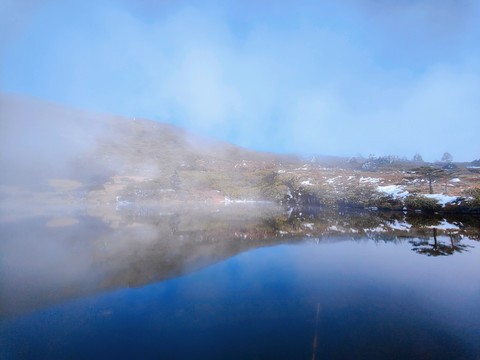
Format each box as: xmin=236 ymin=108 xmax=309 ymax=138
xmin=409 ymin=228 xmax=472 ymax=256
xmin=1 ymin=203 xmax=479 ymax=316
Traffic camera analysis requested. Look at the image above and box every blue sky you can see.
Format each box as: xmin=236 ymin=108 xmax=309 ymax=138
xmin=1 ymin=0 xmax=479 ymax=161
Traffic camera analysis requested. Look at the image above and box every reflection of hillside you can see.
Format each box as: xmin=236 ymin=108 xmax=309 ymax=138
xmin=1 ymin=204 xmax=478 ymax=317
xmin=74 ymin=205 xmax=480 ymax=291
xmin=256 ymin=206 xmax=480 ymax=239
xmin=91 ymin=204 xmax=290 ymax=290
xmin=1 ymin=204 xmax=291 ymax=317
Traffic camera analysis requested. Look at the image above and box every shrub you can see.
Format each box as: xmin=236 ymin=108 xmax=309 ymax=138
xmin=404 ymin=195 xmax=441 ymax=212
xmin=462 ymin=187 xmax=480 ymax=209
xmin=370 ymin=195 xmax=404 ymax=210
xmin=259 ymin=171 xmax=290 ymax=202
xmin=337 ymin=186 xmax=375 ymax=208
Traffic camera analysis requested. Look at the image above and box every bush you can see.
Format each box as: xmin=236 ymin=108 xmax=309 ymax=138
xmin=337 ymin=186 xmax=375 ymax=208
xmin=404 ymin=195 xmax=441 ymax=212
xmin=463 ymin=187 xmax=480 ymax=200
xmin=462 ymin=187 xmax=480 ymax=209
xmin=370 ymin=195 xmax=404 ymax=210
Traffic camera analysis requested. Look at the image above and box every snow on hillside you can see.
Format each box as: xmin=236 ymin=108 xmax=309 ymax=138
xmin=376 ymin=185 xmax=409 ymax=199
xmin=424 ymin=194 xmax=459 ymax=207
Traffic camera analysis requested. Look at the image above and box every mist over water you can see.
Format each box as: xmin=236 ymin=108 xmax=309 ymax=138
xmin=1 ymin=2 xmax=480 ymax=359
xmin=1 ymin=203 xmax=479 ymax=358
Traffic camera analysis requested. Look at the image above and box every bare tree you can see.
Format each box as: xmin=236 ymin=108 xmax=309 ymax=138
xmin=411 ymin=166 xmax=447 ymax=194
xmin=412 ymin=153 xmax=423 ymax=163
xmin=441 ymin=152 xmax=453 ymax=163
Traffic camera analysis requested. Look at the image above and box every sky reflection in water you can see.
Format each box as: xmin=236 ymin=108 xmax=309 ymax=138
xmin=1 ymin=206 xmax=479 ymax=359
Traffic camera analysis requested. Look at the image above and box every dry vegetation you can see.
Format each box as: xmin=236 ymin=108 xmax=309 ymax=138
xmin=1 ymin=94 xmax=479 ymax=213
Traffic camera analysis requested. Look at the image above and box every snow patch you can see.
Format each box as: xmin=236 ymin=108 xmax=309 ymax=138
xmin=369 ymin=226 xmax=387 ymax=232
xmin=424 ymin=194 xmax=459 ymax=207
xmin=360 ymin=177 xmax=380 ymax=184
xmin=326 ymin=176 xmax=342 ymax=184
xmin=376 ymin=185 xmax=409 ymax=199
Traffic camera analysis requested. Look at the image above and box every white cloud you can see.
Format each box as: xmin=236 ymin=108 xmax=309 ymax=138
xmin=1 ymin=0 xmax=479 ymax=161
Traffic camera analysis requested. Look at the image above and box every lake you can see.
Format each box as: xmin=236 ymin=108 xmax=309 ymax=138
xmin=1 ymin=203 xmax=479 ymax=359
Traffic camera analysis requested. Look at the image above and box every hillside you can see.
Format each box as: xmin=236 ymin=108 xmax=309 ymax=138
xmin=0 ymin=93 xmax=294 ymax=185
xmin=0 ymin=93 xmax=300 ymax=204
xmin=1 ymin=93 xmax=479 ymax=213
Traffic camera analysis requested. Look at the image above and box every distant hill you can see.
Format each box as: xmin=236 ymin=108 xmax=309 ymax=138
xmin=1 ymin=93 xmax=479 ymax=213
xmin=0 ymin=93 xmax=296 ymax=191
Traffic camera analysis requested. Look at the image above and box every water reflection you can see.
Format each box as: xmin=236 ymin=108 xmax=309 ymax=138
xmin=409 ymin=228 xmax=472 ymax=256
xmin=1 ymin=203 xmax=480 ymax=359
xmin=0 ymin=203 xmax=479 ymax=317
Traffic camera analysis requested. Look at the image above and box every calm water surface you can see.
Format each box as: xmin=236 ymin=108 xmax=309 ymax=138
xmin=1 ymin=204 xmax=479 ymax=359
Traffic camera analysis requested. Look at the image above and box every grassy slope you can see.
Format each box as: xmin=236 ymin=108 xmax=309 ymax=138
xmin=1 ymin=93 xmax=479 ymax=212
